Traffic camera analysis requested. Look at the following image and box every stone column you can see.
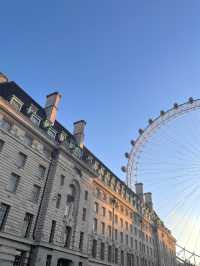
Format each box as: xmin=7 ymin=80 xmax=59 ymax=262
xmin=0 ymin=245 xmax=20 ymax=266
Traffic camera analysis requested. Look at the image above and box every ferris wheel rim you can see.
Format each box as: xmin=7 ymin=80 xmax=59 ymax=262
xmin=123 ymin=97 xmax=200 ymax=188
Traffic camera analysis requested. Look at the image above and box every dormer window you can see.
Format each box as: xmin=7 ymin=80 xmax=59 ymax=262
xmin=27 ymin=104 xmax=38 ymax=115
xmin=10 ymin=96 xmax=23 ymax=112
xmin=47 ymin=127 xmax=57 ymax=139
xmin=30 ymin=114 xmax=41 ymax=126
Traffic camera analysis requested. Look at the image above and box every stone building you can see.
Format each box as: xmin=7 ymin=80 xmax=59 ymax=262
xmin=0 ymin=73 xmax=177 ymax=266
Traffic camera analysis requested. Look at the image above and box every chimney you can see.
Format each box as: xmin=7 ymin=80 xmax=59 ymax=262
xmin=44 ymin=92 xmax=61 ymax=124
xmin=135 ymin=183 xmax=144 ymax=202
xmin=73 ymin=120 xmax=86 ymax=148
xmin=144 ymin=192 xmax=153 ymax=209
xmin=0 ymin=72 xmax=8 ymax=83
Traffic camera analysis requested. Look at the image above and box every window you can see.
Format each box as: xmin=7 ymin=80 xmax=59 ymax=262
xmin=22 ymin=213 xmax=33 ymax=238
xmin=108 ymin=225 xmax=112 ymax=238
xmin=65 ymin=226 xmax=72 ymax=248
xmin=13 ymin=251 xmax=26 ymax=266
xmin=0 ymin=139 xmax=5 ymax=152
xmin=121 ymin=251 xmax=124 ymax=266
xmin=0 ymin=119 xmax=11 ymax=131
xmin=131 ymin=237 xmax=133 ymax=248
xmin=108 ymin=245 xmax=112 ymax=263
xmin=31 ymin=185 xmax=41 ymax=203
xmin=100 ymin=242 xmax=105 ymax=260
xmin=115 ymin=248 xmax=118 ymax=264
xmin=10 ymin=96 xmax=23 ymax=111
xmin=92 ymin=239 xmax=97 ymax=258
xmin=30 ymin=114 xmax=41 ymax=126
xmin=46 ymin=255 xmax=52 ymax=266
xmin=49 ymin=220 xmax=56 ymax=243
xmin=84 ymin=190 xmax=88 ymax=200
xmin=82 ymin=208 xmax=86 ymax=221
xmin=7 ymin=173 xmax=20 ymax=193
xmin=16 ymin=152 xmax=27 ymax=168
xmin=102 ymin=206 xmax=106 ymax=217
xmin=24 ymin=134 xmax=33 ymax=146
xmin=101 ymin=222 xmax=105 ymax=235
xmin=109 ymin=211 xmax=112 ymax=221
xmin=79 ymin=232 xmax=84 ymax=251
xmin=115 ymin=214 xmax=118 ymax=224
xmin=115 ymin=229 xmax=118 ymax=241
xmin=47 ymin=128 xmax=57 ymax=139
xmin=93 ymin=218 xmax=97 ymax=232
xmin=120 ymin=218 xmax=123 ymax=228
xmin=94 ymin=202 xmax=99 ymax=214
xmin=120 ymin=232 xmax=123 ymax=243
xmin=60 ymin=175 xmax=65 ymax=186
xmin=56 ymin=194 xmax=61 ymax=209
xmin=125 ymin=221 xmax=128 ymax=231
xmin=126 ymin=235 xmax=129 ymax=246
xmin=0 ymin=203 xmax=10 ymax=231
xmin=130 ymin=224 xmax=133 ymax=233
xmin=38 ymin=165 xmax=46 ymax=178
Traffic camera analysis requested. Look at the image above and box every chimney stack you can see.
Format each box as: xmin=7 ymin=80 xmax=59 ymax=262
xmin=0 ymin=72 xmax=8 ymax=83
xmin=144 ymin=192 xmax=153 ymax=209
xmin=135 ymin=183 xmax=144 ymax=202
xmin=73 ymin=120 xmax=86 ymax=148
xmin=44 ymin=92 xmax=62 ymax=124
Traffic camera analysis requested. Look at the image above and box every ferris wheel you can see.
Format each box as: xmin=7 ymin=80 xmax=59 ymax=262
xmin=121 ymin=97 xmax=200 ymax=264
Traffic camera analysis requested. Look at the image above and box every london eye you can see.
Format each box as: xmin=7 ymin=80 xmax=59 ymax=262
xmin=122 ymin=97 xmax=200 ymax=265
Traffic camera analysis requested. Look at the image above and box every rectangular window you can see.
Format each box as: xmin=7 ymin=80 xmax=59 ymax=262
xmin=49 ymin=220 xmax=56 ymax=243
xmin=56 ymin=194 xmax=61 ymax=209
xmin=13 ymin=251 xmax=26 ymax=266
xmin=93 ymin=218 xmax=98 ymax=232
xmin=92 ymin=239 xmax=97 ymax=258
xmin=101 ymin=222 xmax=105 ymax=235
xmin=10 ymin=96 xmax=23 ymax=111
xmin=46 ymin=255 xmax=52 ymax=266
xmin=65 ymin=226 xmax=72 ymax=248
xmin=0 ymin=203 xmax=10 ymax=231
xmin=115 ymin=248 xmax=118 ymax=264
xmin=120 ymin=218 xmax=123 ymax=228
xmin=115 ymin=229 xmax=118 ymax=241
xmin=22 ymin=213 xmax=33 ymax=238
xmin=100 ymin=242 xmax=105 ymax=260
xmin=79 ymin=232 xmax=84 ymax=252
xmin=16 ymin=152 xmax=27 ymax=168
xmin=84 ymin=190 xmax=88 ymax=200
xmin=109 ymin=211 xmax=112 ymax=221
xmin=60 ymin=175 xmax=65 ymax=186
xmin=7 ymin=173 xmax=20 ymax=193
xmin=131 ymin=237 xmax=133 ymax=248
xmin=120 ymin=232 xmax=123 ymax=243
xmin=30 ymin=114 xmax=41 ymax=126
xmin=0 ymin=139 xmax=5 ymax=152
xmin=115 ymin=214 xmax=118 ymax=224
xmin=47 ymin=128 xmax=57 ymax=139
xmin=82 ymin=208 xmax=86 ymax=221
xmin=125 ymin=221 xmax=128 ymax=231
xmin=24 ymin=134 xmax=33 ymax=146
xmin=94 ymin=202 xmax=99 ymax=214
xmin=108 ymin=225 xmax=112 ymax=238
xmin=121 ymin=250 xmax=124 ymax=266
xmin=102 ymin=206 xmax=106 ymax=216
xmin=38 ymin=165 xmax=46 ymax=178
xmin=126 ymin=235 xmax=129 ymax=246
xmin=108 ymin=245 xmax=112 ymax=263
xmin=0 ymin=119 xmax=11 ymax=131
xmin=31 ymin=185 xmax=41 ymax=203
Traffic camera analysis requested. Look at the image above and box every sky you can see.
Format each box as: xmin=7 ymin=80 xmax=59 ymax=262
xmin=1 ymin=0 xmax=200 ymax=255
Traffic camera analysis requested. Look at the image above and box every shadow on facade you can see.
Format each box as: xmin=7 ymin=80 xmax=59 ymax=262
xmin=57 ymin=258 xmax=73 ymax=266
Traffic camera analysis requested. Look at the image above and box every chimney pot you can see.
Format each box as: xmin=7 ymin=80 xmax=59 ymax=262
xmin=73 ymin=120 xmax=86 ymax=148
xmin=0 ymin=72 xmax=8 ymax=83
xmin=44 ymin=92 xmax=61 ymax=124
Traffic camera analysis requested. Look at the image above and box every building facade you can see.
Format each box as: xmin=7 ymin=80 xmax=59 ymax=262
xmin=0 ymin=73 xmax=176 ymax=266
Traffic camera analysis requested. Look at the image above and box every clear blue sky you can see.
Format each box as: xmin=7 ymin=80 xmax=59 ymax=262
xmin=1 ymin=0 xmax=200 ymax=179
